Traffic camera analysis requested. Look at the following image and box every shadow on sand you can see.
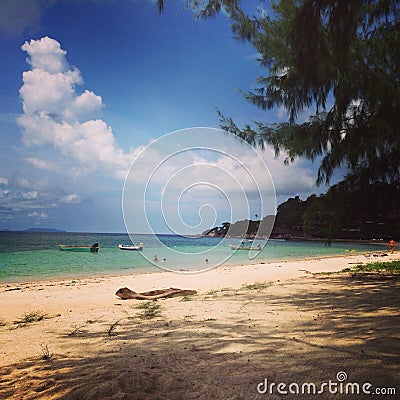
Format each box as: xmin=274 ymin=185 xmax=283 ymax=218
xmin=1 ymin=274 xmax=399 ymax=399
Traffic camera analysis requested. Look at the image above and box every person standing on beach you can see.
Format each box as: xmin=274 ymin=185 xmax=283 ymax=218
xmin=389 ymin=239 xmax=395 ymax=254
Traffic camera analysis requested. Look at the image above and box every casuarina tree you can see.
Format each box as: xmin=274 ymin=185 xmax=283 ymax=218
xmin=158 ymin=0 xmax=400 ymax=188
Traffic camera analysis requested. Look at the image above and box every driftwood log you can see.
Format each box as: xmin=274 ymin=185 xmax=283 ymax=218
xmin=115 ymin=287 xmax=197 ymax=300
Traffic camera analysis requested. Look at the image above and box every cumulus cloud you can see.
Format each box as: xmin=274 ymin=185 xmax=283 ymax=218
xmin=0 ymin=177 xmax=8 ymax=185
xmin=22 ymin=35 xmax=68 ymax=73
xmin=17 ymin=36 xmax=136 ymax=179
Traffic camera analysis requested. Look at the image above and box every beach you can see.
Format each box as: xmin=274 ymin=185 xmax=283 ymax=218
xmin=1 ymin=252 xmax=399 ymax=399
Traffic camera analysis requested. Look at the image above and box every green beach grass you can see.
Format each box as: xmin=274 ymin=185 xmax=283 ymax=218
xmin=317 ymin=259 xmax=400 ymax=275
xmin=352 ymin=259 xmax=400 ymax=273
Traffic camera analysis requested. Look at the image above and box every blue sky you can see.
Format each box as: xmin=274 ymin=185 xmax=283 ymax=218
xmin=0 ymin=0 xmax=329 ymax=233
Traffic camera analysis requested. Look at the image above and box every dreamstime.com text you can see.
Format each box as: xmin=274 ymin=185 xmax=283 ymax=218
xmin=257 ymin=371 xmax=396 ymax=396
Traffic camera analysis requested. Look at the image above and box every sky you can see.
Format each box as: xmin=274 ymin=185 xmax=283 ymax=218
xmin=0 ymin=0 xmax=331 ymax=233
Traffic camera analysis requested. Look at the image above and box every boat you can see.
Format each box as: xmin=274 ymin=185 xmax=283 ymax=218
xmin=59 ymin=243 xmax=99 ymax=252
xmin=118 ymin=243 xmax=144 ymax=251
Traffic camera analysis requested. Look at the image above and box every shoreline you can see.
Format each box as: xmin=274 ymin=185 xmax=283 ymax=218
xmin=1 ymin=251 xmax=398 ymax=320
xmin=1 ymin=250 xmax=395 ymax=289
xmin=0 ymin=245 xmax=391 ymax=286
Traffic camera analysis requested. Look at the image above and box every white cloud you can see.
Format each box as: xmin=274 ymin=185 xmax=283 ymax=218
xmin=0 ymin=177 xmax=8 ymax=185
xmin=60 ymin=193 xmax=81 ymax=204
xmin=256 ymin=148 xmax=315 ymax=196
xmin=127 ymin=140 xmax=315 ymax=199
xmin=17 ymin=36 xmax=136 ymax=180
xmin=276 ymin=105 xmax=288 ymax=120
xmin=28 ymin=211 xmax=48 ymax=219
xmin=0 ymin=174 xmax=83 ymax=215
xmin=25 ymin=157 xmax=59 ymax=171
xmin=20 ymin=68 xmax=82 ymax=117
xmin=21 ymin=35 xmax=68 ymax=73
xmin=22 ymin=190 xmax=38 ymax=200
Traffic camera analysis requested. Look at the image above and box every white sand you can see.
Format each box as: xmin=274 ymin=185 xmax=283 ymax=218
xmin=0 ymin=252 xmax=387 ymax=320
xmin=1 ymin=252 xmax=399 ymax=399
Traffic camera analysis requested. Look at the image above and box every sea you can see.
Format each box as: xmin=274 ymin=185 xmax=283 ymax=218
xmin=0 ymin=231 xmax=386 ymax=283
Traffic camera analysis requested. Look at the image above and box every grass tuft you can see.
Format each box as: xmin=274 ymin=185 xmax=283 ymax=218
xmin=39 ymin=344 xmax=53 ymax=361
xmin=241 ymin=282 xmax=271 ymax=291
xmin=316 ymin=260 xmax=400 ymax=276
xmin=352 ymin=260 xmax=400 ymax=273
xmin=136 ymin=301 xmax=162 ymax=320
xmin=13 ymin=311 xmax=49 ymax=327
xmin=180 ymin=295 xmax=196 ymax=302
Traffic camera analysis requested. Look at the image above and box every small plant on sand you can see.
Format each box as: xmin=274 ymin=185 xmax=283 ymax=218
xmin=39 ymin=344 xmax=53 ymax=361
xmin=67 ymin=323 xmax=87 ymax=337
xmin=316 ymin=271 xmax=338 ymax=275
xmin=86 ymin=315 xmax=104 ymax=324
xmin=219 ymin=287 xmax=235 ymax=292
xmin=203 ymin=287 xmax=238 ymax=299
xmin=180 ymin=295 xmax=196 ymax=302
xmin=241 ymin=282 xmax=271 ymax=291
xmin=107 ymin=320 xmax=120 ymax=337
xmin=13 ymin=311 xmax=48 ymax=327
xmin=136 ymin=301 xmax=162 ymax=320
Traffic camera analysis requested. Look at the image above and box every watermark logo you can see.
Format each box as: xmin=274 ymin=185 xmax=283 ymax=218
xmin=336 ymin=371 xmax=347 ymax=382
xmin=122 ymin=127 xmax=276 ymax=273
xmin=257 ymin=371 xmax=396 ymax=396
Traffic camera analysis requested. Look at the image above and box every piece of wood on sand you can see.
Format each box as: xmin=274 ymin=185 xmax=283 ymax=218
xmin=115 ymin=287 xmax=197 ymax=300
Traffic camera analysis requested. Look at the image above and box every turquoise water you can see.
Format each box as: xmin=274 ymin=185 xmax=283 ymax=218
xmin=0 ymin=232 xmax=385 ymax=283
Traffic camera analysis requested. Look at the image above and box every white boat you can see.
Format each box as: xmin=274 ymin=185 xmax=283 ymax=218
xmin=118 ymin=243 xmax=144 ymax=251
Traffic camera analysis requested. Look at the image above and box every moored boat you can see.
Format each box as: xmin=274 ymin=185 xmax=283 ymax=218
xmin=59 ymin=243 xmax=99 ymax=252
xmin=118 ymin=243 xmax=144 ymax=251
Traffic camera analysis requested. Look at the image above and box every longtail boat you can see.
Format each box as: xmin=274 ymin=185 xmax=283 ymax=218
xmin=59 ymin=243 xmax=99 ymax=252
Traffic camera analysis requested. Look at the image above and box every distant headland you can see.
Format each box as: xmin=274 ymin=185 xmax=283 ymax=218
xmin=203 ymin=190 xmax=400 ymax=241
xmin=0 ymin=228 xmax=66 ymax=233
